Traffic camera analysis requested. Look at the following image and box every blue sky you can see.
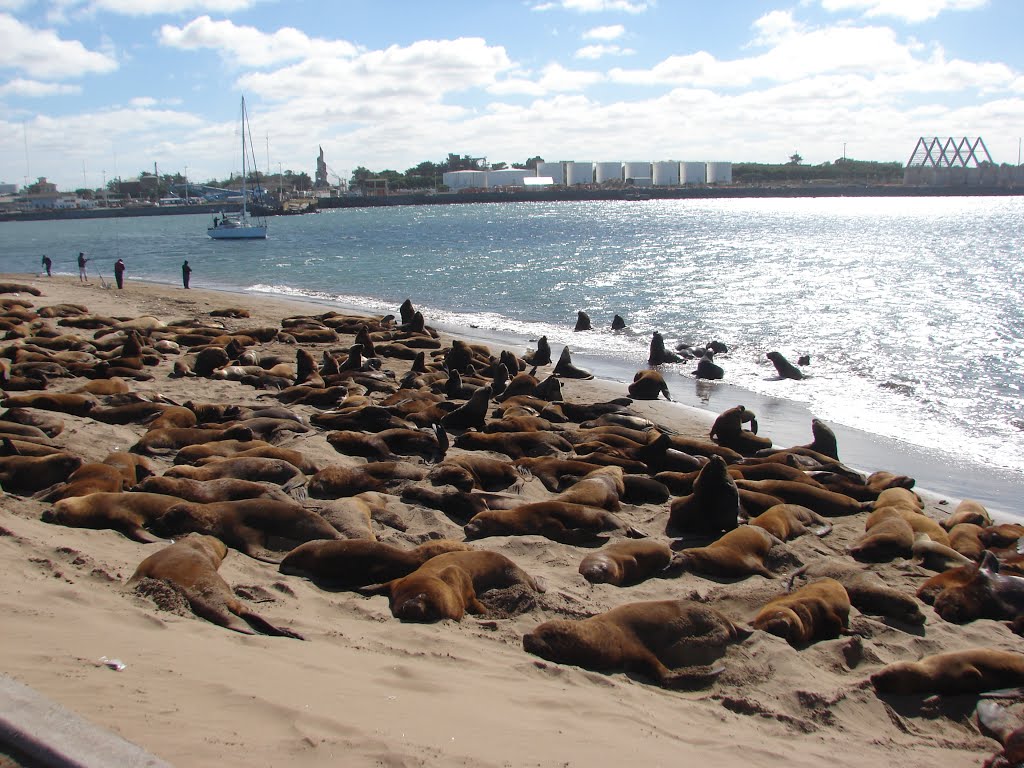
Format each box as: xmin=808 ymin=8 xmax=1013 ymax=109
xmin=1 ymin=0 xmax=1022 ymax=191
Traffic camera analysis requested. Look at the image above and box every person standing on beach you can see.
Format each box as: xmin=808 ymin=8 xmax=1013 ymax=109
xmin=77 ymin=252 xmax=89 ymax=283
xmin=182 ymin=260 xmax=192 ymax=289
xmin=41 ymin=255 xmax=51 ymax=277
xmin=114 ymin=258 xmax=125 ymax=289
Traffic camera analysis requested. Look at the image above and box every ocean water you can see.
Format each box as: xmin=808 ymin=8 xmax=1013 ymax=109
xmin=2 ymin=197 xmax=1023 ymax=515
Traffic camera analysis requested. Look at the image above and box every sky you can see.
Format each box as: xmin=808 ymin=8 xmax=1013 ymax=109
xmin=1 ymin=0 xmax=1022 ymax=191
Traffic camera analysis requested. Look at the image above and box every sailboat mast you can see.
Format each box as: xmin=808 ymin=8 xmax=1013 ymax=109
xmin=240 ymin=97 xmax=248 ymax=219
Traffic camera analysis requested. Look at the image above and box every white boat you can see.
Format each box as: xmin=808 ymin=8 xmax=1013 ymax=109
xmin=208 ymin=97 xmax=268 ymax=240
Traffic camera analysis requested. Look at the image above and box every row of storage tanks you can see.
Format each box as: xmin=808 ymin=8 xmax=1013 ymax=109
xmin=442 ymin=160 xmax=733 ymax=190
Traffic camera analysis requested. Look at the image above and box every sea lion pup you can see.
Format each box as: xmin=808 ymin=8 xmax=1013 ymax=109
xmin=574 ymin=311 xmax=592 ymax=332
xmin=130 ymin=425 xmax=254 ymax=456
xmin=279 ymin=539 xmax=473 ymax=589
xmin=440 ymin=387 xmax=491 ymax=430
xmin=766 ymin=351 xmax=804 ymax=380
xmin=1 ymin=407 xmax=64 ymax=437
xmin=666 ymin=455 xmax=740 ymax=537
xmin=748 ymin=504 xmax=832 ymax=540
xmin=870 ymin=648 xmax=1024 ymax=696
xmin=523 ymin=599 xmax=749 ymax=689
xmin=150 ymin=498 xmax=341 ymax=564
xmin=734 ymin=479 xmax=870 ymax=517
xmin=42 ymin=492 xmax=182 ymax=542
xmin=942 ymin=498 xmax=993 ymax=530
xmin=977 ymin=700 xmax=1024 ymax=768
xmin=672 ymin=526 xmax=780 ymax=579
xmin=453 ymin=430 xmax=574 ymax=459
xmin=428 ymin=454 xmax=525 ymax=492
xmin=709 ymin=405 xmax=772 ymax=455
xmin=752 ymin=577 xmax=851 ymax=646
xmin=308 ymin=462 xmax=427 ymax=498
xmin=463 ymin=501 xmax=641 ymax=545
xmin=554 ymin=465 xmax=626 ymax=511
xmin=552 ymin=347 xmax=594 ymax=380
xmin=134 ymin=476 xmax=295 ymax=504
xmin=0 ymin=452 xmax=83 ymax=495
xmin=362 ymin=549 xmax=541 ymax=622
xmin=628 ymin=369 xmax=672 ymax=400
xmin=647 ymin=332 xmax=683 ymax=365
xmin=787 ymin=560 xmax=925 ymax=624
xmin=128 ymin=534 xmax=302 ymax=639
xmin=0 ymin=392 xmax=96 ymax=417
xmin=578 ymin=540 xmax=673 ymax=586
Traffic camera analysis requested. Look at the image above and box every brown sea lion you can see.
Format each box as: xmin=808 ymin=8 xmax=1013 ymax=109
xmin=748 ymin=504 xmax=833 ymax=540
xmin=554 ymin=465 xmax=625 ymax=512
xmin=734 ymin=478 xmax=869 ymax=517
xmin=0 ymin=452 xmax=83 ymax=495
xmin=464 ymin=500 xmax=640 ymax=544
xmin=942 ymin=498 xmax=993 ymax=530
xmin=33 ymin=461 xmax=129 ymax=501
xmin=931 ymin=552 xmax=1024 ymax=625
xmin=308 ymin=462 xmax=427 ymax=498
xmin=523 ymin=599 xmax=749 ymax=689
xmin=673 ymin=525 xmax=779 ymax=579
xmin=164 ymin=456 xmax=305 ymax=489
xmin=150 ymin=498 xmax=341 ymax=563
xmin=948 ymin=523 xmax=987 ymax=560
xmin=428 ymin=454 xmax=525 ymax=492
xmin=666 ymin=455 xmax=740 ymax=537
xmin=709 ymin=405 xmax=772 ymax=455
xmin=128 ymin=534 xmax=302 ymax=638
xmin=42 ymin=491 xmax=182 ymax=542
xmin=578 ymin=540 xmax=673 ymax=586
xmin=131 ymin=425 xmax=254 ymax=456
xmin=440 ymin=387 xmax=491 ymax=430
xmin=0 ymin=392 xmax=96 ymax=417
xmin=766 ymin=351 xmax=803 ymax=380
xmin=628 ymin=369 xmax=672 ymax=400
xmin=786 ymin=560 xmax=924 ymax=624
xmin=363 ymin=549 xmax=541 ymax=622
xmin=865 ymin=506 xmax=950 ymax=547
xmin=133 ymin=476 xmax=295 ymax=504
xmin=453 ymin=430 xmax=574 ymax=459
xmin=279 ymin=539 xmax=472 ymax=589
xmin=849 ymin=516 xmax=916 ymax=562
xmin=976 ymin=700 xmax=1024 ymax=767
xmin=752 ymin=577 xmax=850 ymax=646
xmin=552 ymin=347 xmax=594 ymax=379
xmin=870 ymin=648 xmax=1024 ymax=695
xmin=912 ymin=533 xmax=974 ymax=571
xmin=0 ymin=407 xmax=64 ymax=437
xmin=192 ymin=445 xmax=321 ymax=475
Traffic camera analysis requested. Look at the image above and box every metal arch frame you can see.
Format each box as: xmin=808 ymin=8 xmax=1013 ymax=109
xmin=907 ymin=137 xmax=994 ymax=168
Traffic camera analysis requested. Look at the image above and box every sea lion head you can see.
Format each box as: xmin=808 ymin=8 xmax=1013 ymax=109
xmin=753 ymin=605 xmax=809 ymax=645
xmin=523 ymin=620 xmax=604 ymax=667
xmin=578 ymin=553 xmax=622 ymax=585
xmin=869 ymin=661 xmax=932 ymax=695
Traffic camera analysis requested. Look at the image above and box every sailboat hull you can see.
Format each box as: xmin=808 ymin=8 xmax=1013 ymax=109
xmin=207 ymin=225 xmax=267 ymax=240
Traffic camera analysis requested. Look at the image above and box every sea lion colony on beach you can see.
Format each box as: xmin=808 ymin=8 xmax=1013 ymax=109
xmin=1 ymin=283 xmax=1022 ymax=764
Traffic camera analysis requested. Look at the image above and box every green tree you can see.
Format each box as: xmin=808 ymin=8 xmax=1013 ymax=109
xmin=788 ymin=152 xmax=803 ymax=165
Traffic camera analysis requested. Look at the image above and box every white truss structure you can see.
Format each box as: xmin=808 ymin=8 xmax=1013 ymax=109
xmin=907 ymin=137 xmax=993 ymax=168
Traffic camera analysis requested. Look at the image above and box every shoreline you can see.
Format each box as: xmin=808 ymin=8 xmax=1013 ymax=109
xmin=1 ymin=273 xmax=1019 ymax=767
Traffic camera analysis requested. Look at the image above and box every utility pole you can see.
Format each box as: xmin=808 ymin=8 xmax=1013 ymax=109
xmin=185 ymin=165 xmax=190 ymax=204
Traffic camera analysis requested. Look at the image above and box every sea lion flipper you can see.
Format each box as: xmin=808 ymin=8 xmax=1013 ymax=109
xmin=356 ymin=581 xmax=393 ymax=597
xmin=237 ymin=609 xmax=305 ymax=640
xmin=129 ymin=527 xmax=166 ymax=544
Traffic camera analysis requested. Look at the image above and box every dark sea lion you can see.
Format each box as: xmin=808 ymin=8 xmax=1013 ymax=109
xmin=128 ymin=534 xmax=302 ymax=638
xmin=628 ymin=369 xmax=672 ymax=400
xmin=453 ymin=429 xmax=573 ymax=459
xmin=134 ymin=476 xmax=295 ymax=504
xmin=786 ymin=560 xmax=925 ymax=624
xmin=42 ymin=491 xmax=182 ymax=542
xmin=917 ymin=563 xmax=979 ymax=605
xmin=150 ymin=498 xmax=341 ymax=563
xmin=523 ymin=599 xmax=748 ymax=689
xmin=513 ymin=456 xmax=606 ymax=492
xmin=870 ymin=648 xmax=1024 ymax=695
xmin=464 ymin=500 xmax=639 ymax=544
xmin=976 ymin=700 xmax=1024 ymax=767
xmin=648 ymin=332 xmax=683 ymax=365
xmin=611 ymin=315 xmax=627 ymax=331
xmin=752 ymin=577 xmax=850 ymax=646
xmin=666 ymin=455 xmax=740 ymax=537
xmin=363 ymin=549 xmax=541 ymax=622
xmin=552 ymin=347 xmax=594 ymax=379
xmin=932 ymin=552 xmax=1024 ymax=625
xmin=709 ymin=405 xmax=771 ymax=454
xmin=0 ymin=407 xmax=64 ymax=437
xmin=673 ymin=525 xmax=778 ymax=579
xmin=578 ymin=540 xmax=673 ymax=586
xmin=441 ymin=387 xmax=491 ymax=430
xmin=766 ymin=351 xmax=803 ymax=380
xmin=693 ymin=357 xmax=724 ymax=380
xmin=574 ymin=311 xmax=592 ymax=331
xmin=0 ymin=452 xmax=83 ymax=495
xmin=748 ymin=504 xmax=833 ymax=540
xmin=279 ymin=539 xmax=473 ymax=588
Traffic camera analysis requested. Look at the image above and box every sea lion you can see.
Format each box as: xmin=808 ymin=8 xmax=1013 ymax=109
xmin=574 ymin=311 xmax=592 ymax=331
xmin=786 ymin=560 xmax=925 ymax=624
xmin=942 ymin=499 xmax=993 ymax=530
xmin=441 ymin=387 xmax=491 ymax=430
xmin=865 ymin=506 xmax=950 ymax=547
xmin=648 ymin=332 xmax=683 ymax=365
xmin=611 ymin=315 xmax=627 ymax=331
xmin=279 ymin=539 xmax=473 ymax=589
xmin=189 ymin=445 xmax=321 ymax=475
xmin=464 ymin=501 xmax=640 ymax=545
xmin=523 ymin=599 xmax=749 ymax=689
xmin=628 ymin=369 xmax=672 ymax=400
xmin=552 ymin=347 xmax=593 ymax=380
xmin=976 ymin=700 xmax=1024 ymax=767
xmin=748 ymin=504 xmax=833 ymax=540
xmin=693 ymin=357 xmax=724 ymax=380
xmin=134 ymin=476 xmax=295 ymax=504
xmin=931 ymin=552 xmax=1024 ymax=625
xmin=150 ymin=498 xmax=341 ymax=563
xmin=42 ymin=492 xmax=182 ymax=542
xmin=554 ymin=465 xmax=625 ymax=512
xmin=912 ymin=533 xmax=974 ymax=571
xmin=427 ymin=454 xmax=524 ymax=492
xmin=308 ymin=462 xmax=427 ymax=498
xmin=870 ymin=648 xmax=1024 ymax=695
xmin=666 ymin=455 xmax=740 ymax=537
xmin=128 ymin=534 xmax=302 ymax=638
xmin=578 ymin=540 xmax=673 ymax=586
xmin=164 ymin=456 xmax=306 ymax=489
xmin=0 ymin=452 xmax=83 ymax=495
xmin=33 ymin=461 xmax=129 ymax=501
xmin=673 ymin=525 xmax=779 ymax=579
xmin=453 ymin=430 xmax=574 ymax=459
xmin=849 ymin=516 xmax=915 ymax=562
xmin=766 ymin=351 xmax=803 ymax=380
xmin=363 ymin=549 xmax=541 ymax=622
xmin=0 ymin=407 xmax=64 ymax=437
xmin=709 ymin=406 xmax=770 ymax=454
xmin=523 ymin=336 xmax=552 ymax=367
xmin=0 ymin=392 xmax=96 ymax=417
xmin=734 ymin=479 xmax=869 ymax=517
xmin=131 ymin=425 xmax=254 ymax=456
xmin=948 ymin=523 xmax=987 ymax=560
xmin=752 ymin=577 xmax=851 ymax=646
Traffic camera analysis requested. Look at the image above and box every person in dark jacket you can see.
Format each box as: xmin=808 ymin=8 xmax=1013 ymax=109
xmin=182 ymin=260 xmax=192 ymax=289
xmin=114 ymin=259 xmax=125 ymax=289
xmin=77 ymin=252 xmax=89 ymax=282
xmin=41 ymin=255 xmax=52 ymax=277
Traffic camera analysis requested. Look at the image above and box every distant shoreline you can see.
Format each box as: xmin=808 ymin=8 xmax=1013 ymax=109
xmin=2 ymin=183 xmax=1021 ymax=222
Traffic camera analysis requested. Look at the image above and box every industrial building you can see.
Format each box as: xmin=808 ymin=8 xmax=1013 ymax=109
xmin=441 ymin=160 xmax=732 ymax=191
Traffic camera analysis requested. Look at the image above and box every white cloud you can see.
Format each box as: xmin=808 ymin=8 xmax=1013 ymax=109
xmin=0 ymin=14 xmax=118 ymax=79
xmin=159 ymin=16 xmax=358 ymax=67
xmin=574 ymin=44 xmax=635 ymax=59
xmin=0 ymin=78 xmax=80 ymax=96
xmin=750 ymin=10 xmax=804 ymax=45
xmin=582 ymin=24 xmax=625 ymax=40
xmin=531 ymin=0 xmax=653 ymax=13
xmin=820 ymin=0 xmax=989 ymax=23
xmin=51 ymin=0 xmax=259 ymax=18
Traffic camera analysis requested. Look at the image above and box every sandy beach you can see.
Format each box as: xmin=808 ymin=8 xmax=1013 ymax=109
xmin=1 ymin=273 xmax=1021 ymax=768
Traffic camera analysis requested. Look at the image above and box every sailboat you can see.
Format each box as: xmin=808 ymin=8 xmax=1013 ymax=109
xmin=208 ymin=96 xmax=268 ymax=239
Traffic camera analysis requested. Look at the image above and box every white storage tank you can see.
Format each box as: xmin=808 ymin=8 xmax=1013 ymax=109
xmin=680 ymin=162 xmax=706 ymax=185
xmin=623 ymin=162 xmax=650 ymax=183
xmin=595 ymin=162 xmax=623 ymax=184
xmin=442 ymin=170 xmax=487 ymax=190
xmin=705 ymin=162 xmax=733 ymax=184
xmin=536 ymin=162 xmax=564 ymax=185
xmin=565 ymin=162 xmax=594 ymax=186
xmin=652 ymin=161 xmax=680 ymax=186
xmin=486 ymin=169 xmax=530 ymax=188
